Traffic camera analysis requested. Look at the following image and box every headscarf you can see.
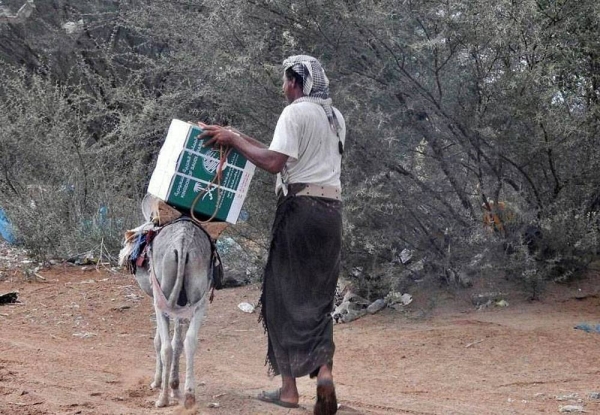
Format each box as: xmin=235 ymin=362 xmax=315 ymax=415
xmin=282 ymin=55 xmax=342 ymax=137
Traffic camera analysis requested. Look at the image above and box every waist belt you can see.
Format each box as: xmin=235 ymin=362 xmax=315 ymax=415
xmin=286 ymin=183 xmax=342 ymax=201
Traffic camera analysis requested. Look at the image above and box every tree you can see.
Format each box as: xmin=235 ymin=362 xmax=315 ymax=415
xmin=0 ymin=0 xmax=598 ymax=294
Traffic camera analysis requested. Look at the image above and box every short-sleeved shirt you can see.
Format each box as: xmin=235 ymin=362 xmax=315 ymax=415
xmin=269 ymin=101 xmax=346 ymax=194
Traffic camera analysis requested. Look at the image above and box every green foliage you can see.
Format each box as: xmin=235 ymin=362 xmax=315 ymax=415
xmin=0 ymin=0 xmax=598 ymax=295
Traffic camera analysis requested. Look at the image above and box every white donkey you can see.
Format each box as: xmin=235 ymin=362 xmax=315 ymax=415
xmin=134 ymin=219 xmax=213 ymax=408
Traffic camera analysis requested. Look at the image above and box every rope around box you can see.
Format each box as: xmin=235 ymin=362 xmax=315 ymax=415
xmin=190 ymin=145 xmax=232 ymax=226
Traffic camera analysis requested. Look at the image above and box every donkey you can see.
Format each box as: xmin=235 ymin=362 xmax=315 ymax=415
xmin=134 ymin=219 xmax=213 ymax=408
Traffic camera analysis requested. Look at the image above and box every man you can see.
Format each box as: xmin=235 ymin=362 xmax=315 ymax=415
xmin=199 ymin=55 xmax=345 ymax=415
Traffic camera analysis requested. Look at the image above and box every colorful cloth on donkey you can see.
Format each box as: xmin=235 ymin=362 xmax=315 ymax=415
xmin=119 ymin=217 xmax=224 ymax=289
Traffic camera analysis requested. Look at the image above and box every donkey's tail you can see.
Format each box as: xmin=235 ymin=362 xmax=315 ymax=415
xmin=151 ymin=247 xmax=194 ymax=320
xmin=167 ymin=247 xmax=186 ymax=310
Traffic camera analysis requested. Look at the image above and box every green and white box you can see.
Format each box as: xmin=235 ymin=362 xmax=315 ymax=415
xmin=148 ymin=119 xmax=255 ymax=224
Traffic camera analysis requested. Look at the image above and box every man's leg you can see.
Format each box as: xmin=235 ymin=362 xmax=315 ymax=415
xmin=317 ymin=364 xmax=333 ymax=383
xmin=280 ymin=375 xmax=299 ymax=404
xmin=315 ymin=364 xmax=337 ymax=415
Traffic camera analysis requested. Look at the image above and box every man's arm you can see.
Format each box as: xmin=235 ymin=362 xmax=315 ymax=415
xmin=231 ymin=128 xmax=268 ymax=149
xmin=197 ymin=123 xmax=288 ymax=175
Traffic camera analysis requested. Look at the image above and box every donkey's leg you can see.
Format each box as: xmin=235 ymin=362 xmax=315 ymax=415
xmin=154 ymin=308 xmax=172 ymax=408
xmin=183 ymin=300 xmax=207 ymax=409
xmin=150 ymin=325 xmax=162 ymax=389
xmin=169 ymin=318 xmax=185 ymax=400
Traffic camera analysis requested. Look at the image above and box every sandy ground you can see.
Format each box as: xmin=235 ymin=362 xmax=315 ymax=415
xmin=1 ymin=262 xmax=600 ymax=415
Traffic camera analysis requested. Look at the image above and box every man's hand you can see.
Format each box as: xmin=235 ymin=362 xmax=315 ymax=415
xmin=194 ymin=122 xmax=287 ymax=174
xmin=197 ymin=122 xmax=240 ymax=148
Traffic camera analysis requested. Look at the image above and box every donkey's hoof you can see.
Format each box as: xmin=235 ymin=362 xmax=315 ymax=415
xmin=150 ymin=381 xmax=161 ymax=390
xmin=184 ymin=393 xmax=196 ymax=409
xmin=155 ymin=395 xmax=169 ymax=408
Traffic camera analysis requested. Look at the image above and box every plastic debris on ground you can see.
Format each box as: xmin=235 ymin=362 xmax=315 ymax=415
xmin=367 ymin=299 xmax=386 ymax=314
xmin=0 ymin=208 xmax=16 ymax=244
xmin=0 ymin=291 xmax=19 ymax=305
xmin=237 ymin=302 xmax=255 ymax=313
xmin=385 ymin=291 xmax=413 ymax=307
xmin=332 ymin=291 xmax=369 ymax=323
xmin=559 ymin=405 xmax=584 ymax=413
xmin=574 ymin=323 xmax=600 ymax=334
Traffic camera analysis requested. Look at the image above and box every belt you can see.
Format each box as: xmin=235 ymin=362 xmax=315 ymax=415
xmin=286 ymin=183 xmax=342 ymax=201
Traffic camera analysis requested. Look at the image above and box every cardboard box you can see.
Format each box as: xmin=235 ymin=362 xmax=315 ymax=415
xmin=147 ymin=119 xmax=255 ymax=224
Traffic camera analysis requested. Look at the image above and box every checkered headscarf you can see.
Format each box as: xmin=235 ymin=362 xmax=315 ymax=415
xmin=283 ymin=55 xmax=341 ymax=136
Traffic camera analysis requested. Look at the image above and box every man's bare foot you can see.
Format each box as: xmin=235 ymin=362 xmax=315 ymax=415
xmin=314 ymin=379 xmax=337 ymax=415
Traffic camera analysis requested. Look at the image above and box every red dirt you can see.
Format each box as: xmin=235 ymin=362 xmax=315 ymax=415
xmin=1 ymin=264 xmax=600 ymax=415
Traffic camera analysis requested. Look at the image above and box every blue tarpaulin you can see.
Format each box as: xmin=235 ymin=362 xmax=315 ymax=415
xmin=0 ymin=208 xmax=16 ymax=244
xmin=574 ymin=323 xmax=600 ymax=334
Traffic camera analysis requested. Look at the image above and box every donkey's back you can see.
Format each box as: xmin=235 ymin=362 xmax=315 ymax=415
xmin=147 ymin=220 xmax=212 ymax=305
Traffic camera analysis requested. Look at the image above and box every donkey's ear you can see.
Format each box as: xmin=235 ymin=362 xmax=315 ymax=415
xmin=141 ymin=193 xmax=157 ymax=222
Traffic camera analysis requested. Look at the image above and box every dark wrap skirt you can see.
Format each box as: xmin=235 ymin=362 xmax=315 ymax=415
xmin=260 ymin=190 xmax=342 ymax=378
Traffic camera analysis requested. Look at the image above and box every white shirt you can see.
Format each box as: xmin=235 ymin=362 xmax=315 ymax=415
xmin=269 ymin=101 xmax=346 ymax=194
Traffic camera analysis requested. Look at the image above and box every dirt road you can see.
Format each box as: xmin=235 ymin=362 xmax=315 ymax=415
xmin=1 ymin=264 xmax=600 ymax=414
